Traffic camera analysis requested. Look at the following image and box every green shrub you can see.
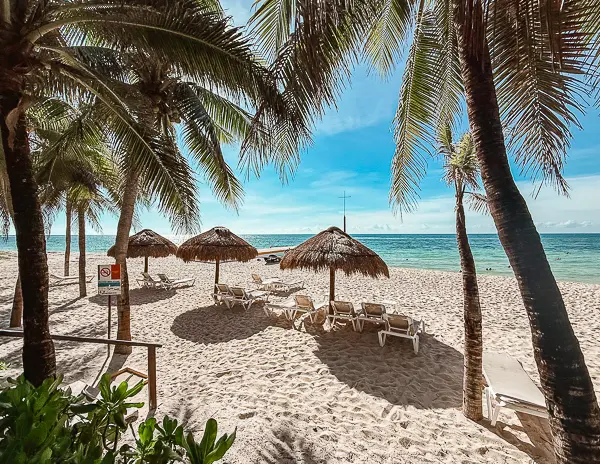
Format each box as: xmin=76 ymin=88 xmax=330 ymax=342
xmin=0 ymin=375 xmax=235 ymax=464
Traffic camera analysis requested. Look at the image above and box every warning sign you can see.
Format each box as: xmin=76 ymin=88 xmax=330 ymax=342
xmin=98 ymin=264 xmax=122 ymax=295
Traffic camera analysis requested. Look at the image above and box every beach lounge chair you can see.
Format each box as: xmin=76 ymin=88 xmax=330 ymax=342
xmin=289 ymin=295 xmax=327 ymax=323
xmin=357 ymin=302 xmax=386 ymax=332
xmin=378 ymin=313 xmax=424 ymax=353
xmin=264 ymin=297 xmax=296 ymax=318
xmin=251 ymin=273 xmax=282 ymax=291
xmin=50 ymin=274 xmax=94 ymax=286
xmin=483 ymin=352 xmax=548 ymax=426
xmin=157 ymin=273 xmax=195 ymax=289
xmin=329 ymin=301 xmax=358 ymax=331
xmin=270 ymin=278 xmax=305 ymax=293
xmin=213 ymin=283 xmax=233 ymax=306
xmin=228 ymin=287 xmax=269 ymax=310
xmin=137 ymin=272 xmax=164 ymax=289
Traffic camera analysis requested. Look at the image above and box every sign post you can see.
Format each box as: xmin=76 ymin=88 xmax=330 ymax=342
xmin=98 ymin=264 xmax=122 ymax=355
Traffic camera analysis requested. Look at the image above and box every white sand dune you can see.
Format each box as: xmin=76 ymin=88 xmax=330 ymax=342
xmin=1 ymin=251 xmax=599 ymax=463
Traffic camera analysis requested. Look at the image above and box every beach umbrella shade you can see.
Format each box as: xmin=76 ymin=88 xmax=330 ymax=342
xmin=107 ymin=229 xmax=178 ymax=273
xmin=176 ymin=226 xmax=257 ymax=284
xmin=280 ymin=226 xmax=389 ymax=312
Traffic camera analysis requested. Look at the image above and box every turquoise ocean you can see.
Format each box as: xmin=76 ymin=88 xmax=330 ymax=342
xmin=1 ymin=234 xmax=599 ymax=284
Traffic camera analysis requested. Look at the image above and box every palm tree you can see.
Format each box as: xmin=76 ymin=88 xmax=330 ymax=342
xmin=439 ymin=127 xmax=487 ymax=421
xmin=0 ymin=0 xmax=305 ymax=384
xmin=33 ymin=102 xmax=120 ymax=299
xmin=250 ymin=0 xmax=600 ymax=459
xmin=0 ymin=149 xmax=21 ymax=328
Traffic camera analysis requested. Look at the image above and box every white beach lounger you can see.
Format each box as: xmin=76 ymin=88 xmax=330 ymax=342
xmin=270 ymin=278 xmax=305 ymax=293
xmin=483 ymin=352 xmax=548 ymax=426
xmin=137 ymin=272 xmax=164 ymax=289
xmin=290 ymin=295 xmax=327 ymax=323
xmin=357 ymin=302 xmax=386 ymax=332
xmin=378 ymin=313 xmax=424 ymax=353
xmin=213 ymin=283 xmax=233 ymax=306
xmin=251 ymin=273 xmax=282 ymax=291
xmin=264 ymin=297 xmax=297 ymax=318
xmin=50 ymin=274 xmax=94 ymax=285
xmin=228 ymin=287 xmax=269 ymax=311
xmin=157 ymin=273 xmax=195 ymax=288
xmin=329 ymin=301 xmax=358 ymax=331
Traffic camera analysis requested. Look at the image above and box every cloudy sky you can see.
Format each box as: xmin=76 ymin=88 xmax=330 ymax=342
xmin=53 ymin=0 xmax=600 ymax=236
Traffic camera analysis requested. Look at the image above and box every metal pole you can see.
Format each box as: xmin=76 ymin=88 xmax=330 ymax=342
xmin=339 ymin=191 xmax=351 ymax=233
xmin=107 ymin=295 xmax=111 ymax=356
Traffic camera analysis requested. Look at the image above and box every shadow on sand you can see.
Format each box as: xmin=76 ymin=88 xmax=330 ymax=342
xmin=310 ymin=324 xmax=464 ymax=410
xmin=89 ymin=287 xmax=177 ymax=306
xmin=258 ymin=427 xmax=323 ymax=464
xmin=481 ymin=413 xmax=555 ymax=463
xmin=170 ymin=303 xmax=287 ymax=344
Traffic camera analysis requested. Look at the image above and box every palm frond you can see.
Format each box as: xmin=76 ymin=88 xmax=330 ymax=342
xmin=465 ymin=191 xmax=489 ymax=214
xmin=389 ymin=2 xmax=441 ymax=213
xmin=173 ymin=83 xmax=244 ymax=209
xmin=363 ymin=0 xmax=414 ymax=76
xmin=489 ymin=0 xmax=591 ymax=195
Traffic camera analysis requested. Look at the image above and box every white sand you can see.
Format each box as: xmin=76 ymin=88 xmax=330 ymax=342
xmin=1 ymin=251 xmax=599 ymax=463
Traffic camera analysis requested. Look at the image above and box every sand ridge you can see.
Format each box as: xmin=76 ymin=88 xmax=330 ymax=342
xmin=1 ymin=251 xmax=599 ymax=463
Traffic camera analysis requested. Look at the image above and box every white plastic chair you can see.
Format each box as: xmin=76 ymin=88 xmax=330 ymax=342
xmin=378 ymin=313 xmax=424 ymax=353
xmin=329 ymin=301 xmax=358 ymax=331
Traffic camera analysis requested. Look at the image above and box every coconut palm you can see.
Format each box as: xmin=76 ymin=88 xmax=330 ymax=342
xmin=250 ymin=1 xmax=600 ymax=459
xmin=0 ymin=148 xmax=21 ymax=328
xmin=0 ymin=0 xmax=306 ymax=384
xmin=33 ymin=101 xmax=120 ymax=299
xmin=439 ymin=127 xmax=487 ymax=421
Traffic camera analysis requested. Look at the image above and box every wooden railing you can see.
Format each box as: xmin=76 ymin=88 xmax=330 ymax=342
xmin=0 ymin=329 xmax=162 ymax=409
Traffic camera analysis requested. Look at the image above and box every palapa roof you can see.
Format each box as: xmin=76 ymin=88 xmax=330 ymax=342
xmin=107 ymin=229 xmax=177 ymax=258
xmin=280 ymin=226 xmax=389 ymax=278
xmin=176 ymin=226 xmax=257 ymax=263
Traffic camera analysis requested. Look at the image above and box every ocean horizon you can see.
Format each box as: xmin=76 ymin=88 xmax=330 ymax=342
xmin=1 ymin=233 xmax=599 ymax=284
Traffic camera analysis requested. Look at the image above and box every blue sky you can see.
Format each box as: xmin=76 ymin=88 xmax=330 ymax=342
xmin=52 ymin=0 xmax=600 ymax=235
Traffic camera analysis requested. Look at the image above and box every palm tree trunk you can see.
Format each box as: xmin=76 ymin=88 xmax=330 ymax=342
xmin=10 ymin=274 xmax=22 ymax=328
xmin=455 ymin=8 xmax=600 ymax=460
xmin=113 ymin=170 xmax=139 ymax=355
xmin=455 ymin=190 xmax=483 ymax=421
xmin=78 ymin=206 xmax=87 ymax=298
xmin=64 ymin=201 xmax=72 ymax=276
xmin=0 ymin=91 xmax=55 ymax=385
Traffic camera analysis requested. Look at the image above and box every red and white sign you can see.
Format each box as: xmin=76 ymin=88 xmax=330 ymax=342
xmin=98 ymin=264 xmax=122 ymax=296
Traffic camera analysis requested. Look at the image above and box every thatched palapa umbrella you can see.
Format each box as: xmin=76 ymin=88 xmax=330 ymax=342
xmin=280 ymin=226 xmax=389 ymax=311
xmin=176 ymin=226 xmax=257 ymax=284
xmin=107 ymin=229 xmax=177 ymax=273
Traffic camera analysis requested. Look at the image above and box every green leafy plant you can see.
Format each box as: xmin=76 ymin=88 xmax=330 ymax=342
xmin=121 ymin=416 xmax=236 ymax=464
xmin=0 ymin=375 xmax=235 ymax=463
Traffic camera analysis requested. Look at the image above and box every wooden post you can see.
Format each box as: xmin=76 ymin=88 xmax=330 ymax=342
xmin=329 ymin=267 xmax=335 ymax=315
xmin=148 ymin=345 xmax=157 ymax=410
xmin=144 ymin=256 xmax=148 ymax=273
xmin=107 ymin=295 xmax=111 ymax=356
xmin=215 ymin=258 xmax=220 ymax=285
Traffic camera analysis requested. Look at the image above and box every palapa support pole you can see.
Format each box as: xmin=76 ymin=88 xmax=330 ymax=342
xmin=144 ymin=256 xmax=148 ymax=273
xmin=329 ymin=267 xmax=335 ymax=315
xmin=215 ymin=257 xmax=220 ymax=285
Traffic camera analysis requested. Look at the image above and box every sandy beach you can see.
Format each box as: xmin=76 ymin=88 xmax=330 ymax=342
xmin=1 ymin=251 xmax=599 ymax=463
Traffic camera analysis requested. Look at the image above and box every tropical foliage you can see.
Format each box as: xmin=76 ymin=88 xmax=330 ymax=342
xmin=0 ymin=374 xmax=235 ymax=463
xmin=250 ymin=0 xmax=600 ymax=461
xmin=0 ymin=0 xmax=307 ymax=382
xmin=438 ymin=127 xmax=486 ymax=420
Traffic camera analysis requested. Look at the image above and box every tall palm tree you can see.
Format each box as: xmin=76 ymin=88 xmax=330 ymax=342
xmin=0 ymin=0 xmax=306 ymax=384
xmin=0 ymin=148 xmax=21 ymax=328
xmin=250 ymin=0 xmax=600 ymax=459
xmin=33 ymin=101 xmax=120 ymax=299
xmin=439 ymin=127 xmax=487 ymax=421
